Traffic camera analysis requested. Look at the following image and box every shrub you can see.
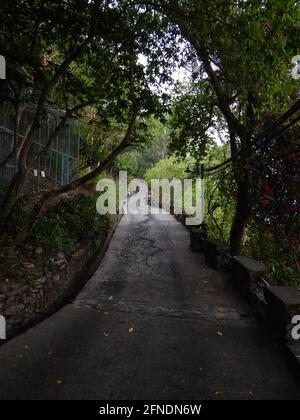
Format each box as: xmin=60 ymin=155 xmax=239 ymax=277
xmin=5 ymin=194 xmax=30 ymax=236
xmin=30 ymin=193 xmax=112 ymax=255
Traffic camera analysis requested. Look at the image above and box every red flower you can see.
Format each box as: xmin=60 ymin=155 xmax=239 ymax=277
xmin=264 ymin=186 xmax=273 ymax=196
xmin=286 ymin=203 xmax=298 ymax=213
xmin=261 ymin=198 xmax=270 ymax=207
xmin=287 ymin=152 xmax=300 ymax=161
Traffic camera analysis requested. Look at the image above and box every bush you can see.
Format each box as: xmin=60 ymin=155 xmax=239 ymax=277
xmin=30 ymin=212 xmax=71 ymax=254
xmin=4 ymin=194 xmax=30 ymax=236
xmin=243 ymin=221 xmax=300 ymax=288
xmin=30 ymin=193 xmax=112 ymax=255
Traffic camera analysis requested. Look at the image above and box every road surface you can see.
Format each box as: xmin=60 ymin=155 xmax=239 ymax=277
xmin=0 ymin=210 xmax=299 ymax=400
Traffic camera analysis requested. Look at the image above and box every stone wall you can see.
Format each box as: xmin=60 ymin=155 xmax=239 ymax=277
xmin=0 ymin=214 xmax=122 ymax=339
xmin=182 ymin=219 xmax=300 ymax=371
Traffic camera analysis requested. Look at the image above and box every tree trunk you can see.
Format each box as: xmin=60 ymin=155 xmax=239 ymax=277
xmin=0 ymin=35 xmax=94 ymax=230
xmin=0 ymin=166 xmax=28 ymax=231
xmin=0 ymin=85 xmax=49 ymax=231
xmin=15 ymin=107 xmax=139 ymax=242
xmin=229 ymin=180 xmax=250 ymax=255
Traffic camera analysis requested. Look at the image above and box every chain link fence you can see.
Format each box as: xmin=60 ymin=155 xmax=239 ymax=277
xmin=0 ymin=100 xmax=80 ymax=192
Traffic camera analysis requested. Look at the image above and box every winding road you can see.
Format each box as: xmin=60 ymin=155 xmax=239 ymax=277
xmin=0 ymin=209 xmax=299 ymax=400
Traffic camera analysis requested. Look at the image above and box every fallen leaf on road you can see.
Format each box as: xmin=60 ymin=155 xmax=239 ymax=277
xmin=128 ymin=327 xmax=134 ymax=334
xmin=24 ymin=345 xmax=30 ymax=350
xmin=217 ymin=331 xmax=223 ymax=336
xmin=215 ymin=307 xmax=224 ymax=313
xmin=109 ymin=296 xmax=113 ymax=301
xmin=56 ymin=380 xmax=62 ymax=385
xmin=214 ymin=391 xmax=224 ymax=397
xmin=103 ymin=332 xmax=110 ymax=337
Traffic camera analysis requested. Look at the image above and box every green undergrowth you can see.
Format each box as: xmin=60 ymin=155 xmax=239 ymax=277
xmin=0 ymin=192 xmax=113 ymax=283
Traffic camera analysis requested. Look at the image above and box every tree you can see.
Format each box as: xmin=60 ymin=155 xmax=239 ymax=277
xmin=0 ymin=0 xmax=104 ymax=228
xmin=142 ymin=0 xmax=300 ymax=254
xmin=0 ymin=0 xmax=180 ymax=238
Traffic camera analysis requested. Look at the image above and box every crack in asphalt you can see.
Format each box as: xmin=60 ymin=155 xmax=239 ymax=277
xmin=119 ymin=215 xmax=168 ymax=278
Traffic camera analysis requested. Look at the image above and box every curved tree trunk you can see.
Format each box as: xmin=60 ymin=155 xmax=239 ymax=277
xmin=15 ymin=106 xmax=139 ymax=243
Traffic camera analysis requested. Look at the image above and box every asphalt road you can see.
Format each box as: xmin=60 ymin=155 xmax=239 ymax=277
xmin=0 ymin=210 xmax=299 ymax=400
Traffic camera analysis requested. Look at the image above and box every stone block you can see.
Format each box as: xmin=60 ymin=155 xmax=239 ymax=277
xmin=286 ymin=342 xmax=300 ymax=372
xmin=264 ymin=286 xmax=300 ymax=341
xmin=204 ymin=238 xmax=230 ymax=270
xmin=5 ymin=303 xmax=25 ymax=317
xmin=231 ymin=256 xmax=268 ymax=296
xmin=0 ymin=284 xmax=10 ymax=294
xmin=175 ymin=214 xmax=186 ymax=225
xmin=190 ymin=227 xmax=206 ymax=253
